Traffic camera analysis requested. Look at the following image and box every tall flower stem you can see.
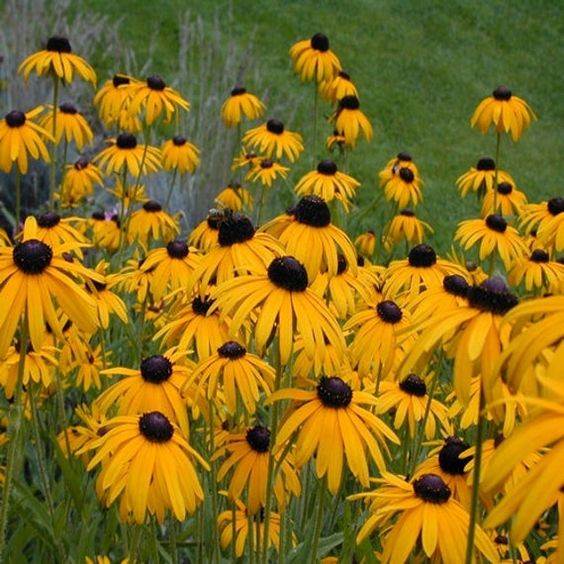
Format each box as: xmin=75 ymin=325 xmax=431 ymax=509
xmin=255 ymin=184 xmax=268 ymax=227
xmin=15 ymin=168 xmax=22 ymax=229
xmin=310 ymin=479 xmax=326 ymax=564
xmin=49 ymin=76 xmax=60 ymax=208
xmin=492 ymin=132 xmax=501 ymax=214
xmin=164 ymin=168 xmax=179 ymax=210
xmin=207 ymin=398 xmax=221 ymax=563
xmin=465 ymin=390 xmax=486 ymax=564
xmin=312 ymin=81 xmax=319 ymax=167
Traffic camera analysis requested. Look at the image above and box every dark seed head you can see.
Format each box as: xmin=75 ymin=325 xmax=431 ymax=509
xmin=192 ymin=296 xmax=214 ymax=315
xmin=399 ymin=374 xmax=426 ymax=397
xmin=376 ymin=300 xmax=403 ymax=324
xmin=140 ymin=355 xmax=173 ymax=383
xmin=476 ymin=157 xmax=495 ymax=171
xmin=397 ymin=151 xmax=412 ymax=161
xmin=317 ymin=159 xmax=338 ymax=175
xmin=36 ymin=211 xmax=61 ymax=228
xmin=217 ymin=341 xmax=246 ymax=359
xmin=147 ymin=75 xmax=166 ymax=90
xmin=206 ymin=215 xmax=221 ymax=229
xmin=337 ymin=255 xmax=347 ymax=275
xmin=310 ymin=32 xmax=330 ymax=52
xmin=166 ymin=240 xmax=189 ymax=259
xmin=493 ymin=86 xmax=512 ymax=101
xmin=218 ymin=213 xmax=255 ymax=246
xmin=413 ymin=474 xmax=451 ymax=504
xmin=548 ymin=197 xmax=564 ymax=216
xmin=317 ymin=376 xmax=352 ymax=408
xmin=230 ymin=85 xmax=247 ymax=96
xmin=294 ymin=195 xmax=331 ymax=227
xmin=13 ymin=240 xmax=53 ymax=274
xmin=408 ymin=244 xmax=437 ymax=268
xmin=143 ymin=200 xmax=163 ymax=213
xmin=91 ymin=211 xmax=105 ymax=220
xmin=399 ymin=167 xmax=415 ymax=183
xmin=530 ymin=249 xmax=549 ymax=263
xmin=468 ymin=276 xmax=518 ymax=314
xmin=46 ymin=36 xmax=71 ymax=53
xmin=485 ymin=214 xmax=507 ymax=233
xmin=494 ymin=433 xmax=505 ymax=448
xmin=400 ymin=209 xmax=415 ymax=217
xmin=268 ymin=256 xmax=308 ymax=291
xmin=497 ymin=182 xmax=513 ymax=195
xmin=494 ymin=535 xmax=509 ymax=545
xmin=74 ymin=156 xmax=89 ymax=170
xmin=5 ymin=110 xmax=26 ymax=127
xmin=172 ymin=135 xmax=186 ymax=146
xmin=443 ymin=275 xmax=469 ymax=297
xmin=116 ymin=133 xmax=137 ymax=149
xmin=138 ymin=411 xmax=174 ymax=442
xmin=438 ymin=436 xmax=472 ymax=475
xmin=266 ymin=119 xmax=284 ymax=134
xmin=338 ymin=95 xmax=360 ymax=110
xmin=338 ymin=70 xmax=351 ymax=80
xmin=260 ymin=159 xmax=274 ymax=169
xmin=59 ymin=102 xmax=77 ymax=114
xmin=357 ymin=255 xmax=365 ymax=267
xmin=246 ymin=426 xmax=270 ymax=453
xmin=112 ymin=74 xmax=130 ymax=87
xmin=92 ymin=280 xmax=107 ymax=292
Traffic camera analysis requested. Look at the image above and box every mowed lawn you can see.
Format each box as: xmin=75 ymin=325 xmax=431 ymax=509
xmin=87 ymin=0 xmax=563 ymax=250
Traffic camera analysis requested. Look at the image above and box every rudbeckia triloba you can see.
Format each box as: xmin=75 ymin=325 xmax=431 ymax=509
xmin=187 ymin=341 xmax=274 ymax=414
xmin=232 ymin=148 xmax=262 ymax=171
xmin=0 ymin=108 xmax=51 ymax=174
xmin=61 ymin=157 xmax=103 ymax=204
xmin=268 ymin=376 xmax=398 ymax=493
xmin=293 ymin=336 xmax=351 ymax=382
xmin=520 ymin=197 xmax=564 ymax=252
xmin=188 ymin=212 xmax=221 ymax=252
xmin=93 ymin=74 xmax=140 ymax=130
xmin=18 ymin=36 xmax=96 ymax=85
xmin=471 ymin=85 xmax=536 ymax=141
xmin=318 ymin=70 xmax=358 ymax=103
xmin=261 ymin=196 xmax=357 ymax=281
xmin=161 ymin=136 xmax=200 ymax=174
xmin=85 ymin=261 xmax=128 ymax=329
xmin=375 ymin=374 xmax=449 ymax=440
xmin=32 ymin=211 xmax=87 ymax=251
xmin=211 ymin=256 xmax=345 ymax=364
xmin=242 ymin=119 xmax=304 ymax=162
xmin=97 ymin=351 xmax=191 ymax=435
xmin=93 ymin=133 xmax=161 ymax=177
xmin=354 ymin=230 xmax=376 ymax=258
xmin=128 ymin=75 xmax=190 ymax=125
xmin=508 ymin=248 xmax=564 ymax=291
xmin=481 ymin=180 xmax=527 ymax=217
xmin=329 ymin=95 xmax=373 ymax=147
xmin=455 ymin=214 xmax=528 ymax=269
xmin=349 ymin=472 xmax=498 ymax=563
xmin=89 ymin=212 xmax=121 ymax=252
xmin=245 ymin=158 xmax=289 ymax=188
xmin=214 ymin=425 xmax=300 ymax=514
xmin=221 ymin=85 xmax=265 ymax=127
xmin=289 ymin=32 xmax=341 ymax=82
xmin=215 ymin=183 xmax=254 ymax=212
xmin=378 ymin=151 xmax=420 ymax=188
xmin=383 ymin=209 xmax=434 ymax=252
xmin=38 ymin=103 xmax=93 ymax=149
xmin=128 ymin=200 xmax=179 ymax=247
xmin=83 ymin=411 xmax=208 ymax=523
xmin=106 ymin=180 xmax=148 ymax=208
xmin=456 ymin=157 xmax=514 ymax=198
xmin=0 ymin=216 xmax=100 ymax=355
xmin=325 ymin=129 xmax=346 ymax=152
xmin=382 ymin=166 xmax=423 ymax=209
xmin=72 ymin=343 xmax=110 ymax=391
xmin=294 ymin=160 xmax=360 ymax=212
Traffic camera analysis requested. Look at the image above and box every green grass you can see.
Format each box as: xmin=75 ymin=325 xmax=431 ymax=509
xmin=84 ymin=0 xmax=563 ymax=251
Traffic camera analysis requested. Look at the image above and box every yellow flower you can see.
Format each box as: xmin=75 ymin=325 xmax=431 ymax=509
xmin=128 ymin=201 xmax=179 ymax=248
xmin=289 ymin=33 xmax=341 ymax=82
xmin=508 ymin=248 xmax=564 ymax=291
xmin=318 ymin=70 xmax=358 ymax=103
xmin=93 ymin=134 xmax=161 ymax=177
xmin=221 ymin=85 xmax=265 ymax=127
xmin=329 ymin=96 xmax=373 ymax=147
xmin=243 ymin=119 xmax=303 ymax=162
xmin=456 ymin=157 xmax=514 ymax=198
xmin=245 ymin=158 xmax=289 ymax=188
xmin=61 ymin=157 xmax=104 ymax=204
xmin=215 ymin=183 xmax=254 ymax=211
xmin=382 ymin=167 xmax=423 ymax=209
xmin=93 ymin=74 xmax=141 ymax=131
xmin=354 ymin=230 xmax=376 ymax=258
xmin=481 ymin=180 xmax=527 ymax=217
xmin=161 ymin=136 xmax=200 ymax=174
xmin=378 ymin=151 xmax=420 ymax=188
xmin=384 ymin=209 xmax=434 ymax=252
xmin=38 ymin=103 xmax=93 ymax=149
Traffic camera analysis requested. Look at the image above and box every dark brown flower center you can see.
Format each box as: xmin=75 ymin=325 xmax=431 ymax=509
xmin=13 ymin=240 xmax=53 ymax=274
xmin=112 ymin=74 xmax=130 ymax=87
xmin=116 ymin=133 xmax=137 ymax=149
xmin=59 ymin=102 xmax=77 ymax=114
xmin=376 ymin=300 xmax=403 ymax=323
xmin=494 ymin=433 xmax=505 ymax=448
xmin=400 ymin=208 xmax=415 ymax=217
xmin=266 ymin=119 xmax=284 ymax=134
xmin=548 ymin=197 xmax=564 ymax=216
xmin=399 ymin=374 xmax=426 ymax=397
xmin=217 ymin=341 xmax=246 ymax=359
xmin=260 ymin=159 xmax=274 ymax=169
xmin=166 ymin=240 xmax=189 ymax=258
xmin=317 ymin=376 xmax=352 ymax=408
xmin=172 ymin=135 xmax=186 ymax=146
xmin=338 ymin=71 xmax=351 ymax=80
xmin=338 ymin=95 xmax=360 ymax=110
xmin=192 ymin=296 xmax=214 ymax=315
xmin=294 ymin=195 xmax=331 ymax=227
xmin=246 ymin=426 xmax=270 ymax=453
xmin=476 ymin=157 xmax=495 ymax=171
xmin=267 ymin=256 xmax=308 ymax=292
xmin=413 ymin=474 xmax=451 ymax=504
xmin=140 ymin=355 xmax=173 ymax=383
xmin=218 ymin=213 xmax=255 ymax=246
xmin=467 ymin=277 xmax=518 ymax=314
xmin=530 ymin=249 xmax=549 ymax=263
xmin=310 ymin=32 xmax=330 ymax=52
xmin=91 ymin=211 xmax=105 ymax=220
xmin=36 ymin=211 xmax=61 ymax=228
xmin=5 ymin=110 xmax=26 ymax=127
xmin=74 ymin=156 xmax=89 ymax=170
xmin=337 ymin=255 xmax=347 ymax=275
xmin=399 ymin=167 xmax=415 ymax=183
xmin=46 ymin=36 xmax=71 ymax=53
xmin=317 ymin=160 xmax=338 ymax=175
xmin=139 ymin=411 xmax=174 ymax=442
xmin=497 ymin=182 xmax=513 ymax=195
xmin=408 ymin=244 xmax=437 ymax=267
xmin=485 ymin=214 xmax=507 ymax=233
xmin=493 ymin=86 xmax=512 ymax=101
xmin=230 ymin=85 xmax=247 ymax=96
xmin=147 ymin=75 xmax=166 ymax=91
xmin=143 ymin=200 xmax=163 ymax=212
xmin=438 ymin=436 xmax=472 ymax=475
xmin=443 ymin=275 xmax=469 ymax=297
xmin=397 ymin=151 xmax=412 ymax=161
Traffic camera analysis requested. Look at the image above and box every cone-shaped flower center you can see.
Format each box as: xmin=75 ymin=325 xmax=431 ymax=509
xmin=397 ymin=151 xmax=412 ymax=161
xmin=218 ymin=341 xmax=246 ymax=359
xmin=147 ymin=75 xmax=166 ymax=91
xmin=317 ymin=159 xmax=338 ymax=175
xmin=497 ymin=182 xmax=513 ymax=195
xmin=112 ymin=74 xmax=130 ymax=87
xmin=74 ymin=156 xmax=89 ymax=170
xmin=400 ymin=208 xmax=415 ymax=217
xmin=260 ymin=159 xmax=274 ymax=169
xmin=13 ymin=240 xmax=53 ymax=274
xmin=91 ymin=211 xmax=105 ymax=220
xmin=143 ymin=200 xmax=163 ymax=212
xmin=37 ymin=211 xmax=61 ymax=228
xmin=399 ymin=374 xmax=426 ymax=397
xmin=408 ymin=244 xmax=437 ymax=267
xmin=192 ymin=296 xmax=214 ymax=315
xmin=116 ymin=133 xmax=137 ymax=149
xmin=338 ymin=70 xmax=351 ymax=80
xmin=166 ymin=240 xmax=189 ymax=258
xmin=493 ymin=86 xmax=512 ymax=101
xmin=476 ymin=157 xmax=495 ymax=171
xmin=218 ymin=213 xmax=255 ymax=246
xmin=548 ymin=197 xmax=564 ymax=216
xmin=267 ymin=256 xmax=308 ymax=291
xmin=230 ymin=85 xmax=246 ymax=96
xmin=5 ymin=110 xmax=26 ymax=127
xmin=377 ymin=300 xmax=403 ymax=323
xmin=399 ymin=167 xmax=415 ymax=183
xmin=266 ymin=119 xmax=284 ymax=134
xmin=246 ymin=425 xmax=271 ymax=453
xmin=139 ymin=411 xmax=174 ymax=442
xmin=438 ymin=436 xmax=472 ymax=475
xmin=46 ymin=36 xmax=71 ymax=53
xmin=172 ymin=135 xmax=187 ymax=146
xmin=413 ymin=473 xmax=451 ymax=504
xmin=443 ymin=274 xmax=469 ymax=297
xmin=92 ymin=280 xmax=107 ymax=291
xmin=59 ymin=102 xmax=77 ymax=114
xmin=310 ymin=32 xmax=330 ymax=52
xmin=337 ymin=254 xmax=347 ymax=275
xmin=530 ymin=249 xmax=549 ymax=263
xmin=140 ymin=355 xmax=173 ymax=383
xmin=339 ymin=95 xmax=360 ymax=110
xmin=494 ymin=433 xmax=505 ymax=448
xmin=485 ymin=214 xmax=507 ymax=233
xmin=468 ymin=276 xmax=518 ymax=314
xmin=295 ymin=195 xmax=331 ymax=227
xmin=317 ymin=376 xmax=352 ymax=408
xmin=206 ymin=215 xmax=221 ymax=229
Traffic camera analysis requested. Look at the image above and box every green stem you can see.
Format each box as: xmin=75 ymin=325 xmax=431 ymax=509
xmin=165 ymin=167 xmax=179 ymax=210
xmin=129 ymin=525 xmax=141 ymax=563
xmin=150 ymin=519 xmax=160 ymax=563
xmin=207 ymin=399 xmax=221 ymax=563
xmin=255 ymin=184 xmax=267 ymax=227
xmin=312 ymin=81 xmax=319 ymax=167
xmin=15 ymin=168 xmax=21 ymax=229
xmin=310 ymin=480 xmax=326 ymax=564
xmin=492 ymin=132 xmax=501 ymax=215
xmin=247 ymin=511 xmax=255 ymax=563
xmin=49 ymin=77 xmax=60 ymax=208
xmin=231 ymin=504 xmax=237 ymax=563
xmin=168 ymin=518 xmax=178 ymax=564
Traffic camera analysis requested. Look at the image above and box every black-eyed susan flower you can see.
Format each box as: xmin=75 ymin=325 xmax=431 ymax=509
xmin=0 ymin=216 xmax=101 ymax=355
xmin=221 ymin=85 xmax=265 ymax=127
xmin=481 ymin=180 xmax=527 ymax=217
xmin=211 ymin=256 xmax=345 ymax=364
xmin=455 ymin=214 xmax=528 ymax=269
xmin=289 ymin=32 xmax=341 ymax=82
xmin=262 ymin=196 xmax=357 ymax=281
xmin=98 ymin=351 xmax=191 ymax=435
xmin=456 ymin=157 xmax=514 ymax=199
xmin=18 ymin=36 xmax=96 ymax=85
xmin=32 ymin=210 xmax=87 ymax=250
xmin=349 ymin=472 xmax=498 ymax=563
xmin=188 ymin=212 xmax=221 ymax=252
xmin=508 ymin=248 xmax=564 ymax=291
xmin=38 ymin=102 xmax=93 ymax=149
xmin=231 ymin=148 xmax=262 ymax=171
xmin=72 ymin=343 xmax=110 ymax=391
xmin=318 ymin=70 xmax=358 ymax=103
xmin=329 ymin=96 xmax=373 ymax=147
xmin=293 ymin=337 xmax=351 ymax=382
xmin=89 ymin=212 xmax=121 ymax=252
xmin=107 ymin=180 xmax=149 ymax=208
xmin=129 ymin=75 xmax=190 ymax=125
xmin=93 ymin=74 xmax=140 ymax=131
xmin=375 ymin=374 xmax=449 ymax=439
xmin=161 ymin=135 xmax=200 ymax=174
xmin=245 ymin=158 xmax=289 ymax=188
xmin=294 ymin=160 xmax=360 ymax=212
xmin=354 ymin=230 xmax=376 ymax=258
xmin=521 ymin=197 xmax=564 ymax=253
xmin=85 ymin=261 xmax=128 ymax=329
xmin=383 ymin=209 xmax=434 ymax=252
xmin=93 ymin=133 xmax=161 ymax=177
xmin=325 ymin=129 xmax=346 ymax=152
xmin=471 ymin=85 xmax=536 ymax=141
xmin=268 ymin=376 xmax=398 ymax=493
xmin=215 ymin=425 xmax=300 ymax=514
xmin=0 ymin=108 xmax=51 ymax=174
xmin=215 ymin=183 xmax=254 ymax=211
xmin=61 ymin=157 xmax=103 ymax=204
xmin=243 ymin=119 xmax=303 ymax=162
xmin=82 ymin=411 xmax=208 ymax=523
xmin=188 ymin=341 xmax=274 ymax=414
xmin=378 ymin=151 xmax=420 ymax=188
xmin=128 ymin=200 xmax=179 ymax=247
xmin=382 ymin=167 xmax=423 ymax=209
